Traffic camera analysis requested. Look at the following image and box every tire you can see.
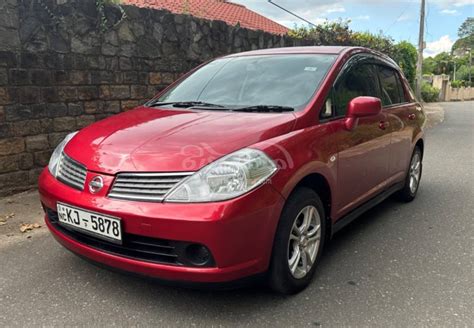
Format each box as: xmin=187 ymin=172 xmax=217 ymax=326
xmin=397 ymin=147 xmax=423 ymax=202
xmin=268 ymin=187 xmax=326 ymax=294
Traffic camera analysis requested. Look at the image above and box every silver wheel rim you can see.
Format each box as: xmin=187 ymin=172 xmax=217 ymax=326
xmin=287 ymin=205 xmax=321 ymax=279
xmin=409 ymin=152 xmax=421 ymax=194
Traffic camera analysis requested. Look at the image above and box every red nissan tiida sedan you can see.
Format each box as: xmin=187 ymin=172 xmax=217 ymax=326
xmin=39 ymin=46 xmax=425 ymax=294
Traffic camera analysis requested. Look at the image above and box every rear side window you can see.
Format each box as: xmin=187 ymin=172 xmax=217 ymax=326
xmin=333 ymin=64 xmax=380 ymax=117
xmin=378 ymin=66 xmax=404 ymax=106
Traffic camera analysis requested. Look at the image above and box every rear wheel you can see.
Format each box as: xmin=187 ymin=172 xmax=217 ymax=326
xmin=269 ymin=187 xmax=326 ymax=294
xmin=397 ymin=147 xmax=422 ymax=202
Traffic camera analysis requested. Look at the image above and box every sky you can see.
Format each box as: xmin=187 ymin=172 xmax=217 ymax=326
xmin=234 ymin=0 xmax=474 ymax=57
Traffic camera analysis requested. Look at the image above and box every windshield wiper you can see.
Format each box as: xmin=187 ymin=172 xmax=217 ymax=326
xmin=147 ymin=101 xmax=226 ymax=109
xmin=232 ymin=105 xmax=295 ymax=113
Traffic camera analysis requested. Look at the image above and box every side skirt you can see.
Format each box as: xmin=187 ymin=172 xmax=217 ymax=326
xmin=331 ymin=181 xmax=405 ymax=237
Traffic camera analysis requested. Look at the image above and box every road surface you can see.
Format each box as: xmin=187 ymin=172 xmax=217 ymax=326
xmin=0 ymin=101 xmax=472 ymax=327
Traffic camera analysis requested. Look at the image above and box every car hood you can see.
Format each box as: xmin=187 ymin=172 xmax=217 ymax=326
xmin=65 ymin=106 xmax=296 ymax=174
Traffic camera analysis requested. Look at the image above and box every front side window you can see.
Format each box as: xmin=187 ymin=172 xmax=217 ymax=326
xmin=378 ymin=66 xmax=403 ymax=106
xmin=156 ymin=54 xmax=337 ymax=111
xmin=333 ymin=64 xmax=380 ymax=117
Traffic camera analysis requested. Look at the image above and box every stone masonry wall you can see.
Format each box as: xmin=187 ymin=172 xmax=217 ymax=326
xmin=0 ymin=0 xmax=298 ymax=196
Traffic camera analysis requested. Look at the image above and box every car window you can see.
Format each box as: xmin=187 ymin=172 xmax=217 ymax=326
xmin=333 ymin=64 xmax=380 ymax=117
xmin=378 ymin=66 xmax=403 ymax=106
xmin=157 ymin=54 xmax=337 ymax=111
xmin=396 ymin=76 xmax=408 ymax=103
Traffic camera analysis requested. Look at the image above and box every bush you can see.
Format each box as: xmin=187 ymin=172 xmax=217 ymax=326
xmin=421 ymin=83 xmax=440 ymax=102
xmin=451 ymin=80 xmax=465 ymax=88
xmin=392 ymin=41 xmax=417 ymax=86
xmin=289 ymin=22 xmax=417 ymax=85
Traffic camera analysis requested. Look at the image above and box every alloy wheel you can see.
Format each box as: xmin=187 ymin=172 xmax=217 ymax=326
xmin=409 ymin=152 xmax=421 ymax=194
xmin=287 ymin=205 xmax=321 ymax=279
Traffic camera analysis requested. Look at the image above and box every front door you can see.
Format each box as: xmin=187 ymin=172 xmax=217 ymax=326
xmin=330 ymin=61 xmax=392 ymax=217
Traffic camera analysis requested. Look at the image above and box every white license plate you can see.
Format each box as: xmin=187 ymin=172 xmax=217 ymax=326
xmin=57 ymin=202 xmax=122 ymax=243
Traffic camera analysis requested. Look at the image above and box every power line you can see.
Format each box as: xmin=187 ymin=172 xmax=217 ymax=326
xmin=384 ymin=0 xmax=416 ymax=34
xmin=267 ymin=0 xmax=318 ymax=27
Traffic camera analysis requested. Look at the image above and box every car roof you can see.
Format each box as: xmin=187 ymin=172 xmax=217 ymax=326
xmin=224 ymin=46 xmax=399 ymax=70
xmin=225 ymin=46 xmax=352 ymax=57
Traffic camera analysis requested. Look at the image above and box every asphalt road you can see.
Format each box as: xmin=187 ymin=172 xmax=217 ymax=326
xmin=0 ymin=101 xmax=472 ymax=327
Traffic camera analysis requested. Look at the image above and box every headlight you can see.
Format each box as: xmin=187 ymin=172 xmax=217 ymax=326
xmin=48 ymin=132 xmax=78 ymax=177
xmin=164 ymin=148 xmax=277 ymax=202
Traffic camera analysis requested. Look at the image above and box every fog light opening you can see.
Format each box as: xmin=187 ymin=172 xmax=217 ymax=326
xmin=185 ymin=244 xmax=211 ymax=266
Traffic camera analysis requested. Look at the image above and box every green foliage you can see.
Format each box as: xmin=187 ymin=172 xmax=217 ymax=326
xmin=423 ymin=57 xmax=437 ymax=75
xmin=423 ymin=49 xmax=472 ymax=86
xmin=289 ymin=21 xmax=418 ymax=85
xmin=392 ymin=41 xmax=417 ymax=86
xmin=452 ymin=35 xmax=474 ymax=53
xmin=351 ymin=31 xmax=395 ymax=54
xmin=456 ymin=65 xmax=474 ymax=83
xmin=451 ymin=80 xmax=465 ymax=88
xmin=458 ymin=17 xmax=474 ymax=38
xmin=421 ymin=83 xmax=440 ymax=102
xmin=288 ymin=20 xmax=353 ymax=45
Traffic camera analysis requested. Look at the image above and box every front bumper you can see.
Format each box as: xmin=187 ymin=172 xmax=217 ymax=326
xmin=39 ymin=168 xmax=285 ymax=283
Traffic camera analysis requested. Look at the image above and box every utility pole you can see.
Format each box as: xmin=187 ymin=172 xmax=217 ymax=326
xmin=415 ymin=0 xmax=425 ymax=101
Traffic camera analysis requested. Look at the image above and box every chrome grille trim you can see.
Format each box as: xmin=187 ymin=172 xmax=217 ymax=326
xmin=57 ymin=154 xmax=87 ymax=191
xmin=108 ymin=172 xmax=194 ymax=202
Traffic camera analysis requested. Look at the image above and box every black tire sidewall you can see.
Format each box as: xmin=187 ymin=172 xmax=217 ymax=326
xmin=269 ymin=187 xmax=326 ymax=294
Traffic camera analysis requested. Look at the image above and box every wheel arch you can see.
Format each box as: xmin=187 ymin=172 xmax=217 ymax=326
xmin=415 ymin=138 xmax=424 ymax=159
xmin=289 ymin=173 xmax=333 ymax=240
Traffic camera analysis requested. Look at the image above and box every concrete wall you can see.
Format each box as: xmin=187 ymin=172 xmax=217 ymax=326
xmin=446 ymin=87 xmax=474 ymax=101
xmin=0 ymin=0 xmax=298 ymax=196
xmin=432 ymin=74 xmax=474 ymax=101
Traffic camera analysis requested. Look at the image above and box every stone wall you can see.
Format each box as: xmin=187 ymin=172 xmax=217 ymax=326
xmin=0 ymin=0 xmax=297 ymax=196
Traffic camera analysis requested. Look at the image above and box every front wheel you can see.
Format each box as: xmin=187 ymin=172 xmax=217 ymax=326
xmin=397 ymin=147 xmax=422 ymax=202
xmin=268 ymin=187 xmax=326 ymax=294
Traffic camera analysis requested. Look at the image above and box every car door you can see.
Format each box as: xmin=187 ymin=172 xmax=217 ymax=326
xmin=376 ymin=64 xmax=420 ymax=183
xmin=330 ymin=58 xmax=392 ymax=217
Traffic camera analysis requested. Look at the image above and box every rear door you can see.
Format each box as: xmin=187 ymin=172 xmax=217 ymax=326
xmin=376 ymin=65 xmax=418 ymax=182
xmin=330 ymin=59 xmax=392 ymax=217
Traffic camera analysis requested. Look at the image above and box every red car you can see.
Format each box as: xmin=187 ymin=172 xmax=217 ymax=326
xmin=39 ymin=46 xmax=425 ymax=294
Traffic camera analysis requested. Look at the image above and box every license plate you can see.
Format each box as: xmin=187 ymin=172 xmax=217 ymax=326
xmin=56 ymin=202 xmax=122 ymax=243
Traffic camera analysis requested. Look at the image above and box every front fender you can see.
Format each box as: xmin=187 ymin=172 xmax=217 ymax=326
xmin=251 ymin=125 xmax=338 ymax=213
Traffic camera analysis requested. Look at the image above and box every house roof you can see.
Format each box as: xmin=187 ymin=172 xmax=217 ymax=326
xmin=123 ymin=0 xmax=289 ymax=35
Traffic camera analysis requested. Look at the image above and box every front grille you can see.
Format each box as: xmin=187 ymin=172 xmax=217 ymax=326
xmin=45 ymin=208 xmax=214 ymax=267
xmin=57 ymin=154 xmax=87 ymax=191
xmin=108 ymin=172 xmax=193 ymax=202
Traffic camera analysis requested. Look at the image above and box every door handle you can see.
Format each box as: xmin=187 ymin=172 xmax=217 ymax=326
xmin=408 ymin=113 xmax=416 ymax=120
xmin=379 ymin=121 xmax=389 ymax=130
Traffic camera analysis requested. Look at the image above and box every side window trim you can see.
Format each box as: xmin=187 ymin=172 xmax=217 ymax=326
xmin=319 ymin=53 xmax=405 ymax=122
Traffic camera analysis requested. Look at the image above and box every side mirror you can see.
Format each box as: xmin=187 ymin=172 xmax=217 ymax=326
xmin=344 ymin=96 xmax=382 ymax=130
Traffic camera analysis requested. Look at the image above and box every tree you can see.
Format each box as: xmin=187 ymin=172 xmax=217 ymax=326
xmin=289 ymin=21 xmax=418 ymax=84
xmin=393 ymin=41 xmax=417 ymax=86
xmin=458 ymin=17 xmax=474 ymax=38
xmin=423 ymin=57 xmax=437 ymax=74
xmin=456 ymin=64 xmax=474 ymax=81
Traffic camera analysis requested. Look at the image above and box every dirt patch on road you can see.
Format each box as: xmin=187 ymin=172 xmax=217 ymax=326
xmin=424 ymin=103 xmax=445 ymax=129
xmin=0 ymin=190 xmax=46 ymax=248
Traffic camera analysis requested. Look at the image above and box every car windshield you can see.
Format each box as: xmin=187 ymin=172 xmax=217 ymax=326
xmin=154 ymin=54 xmax=337 ymax=111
